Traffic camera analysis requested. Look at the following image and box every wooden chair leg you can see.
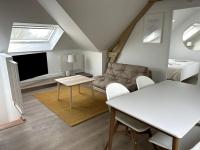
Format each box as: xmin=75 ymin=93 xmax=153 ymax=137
xmin=130 ymin=130 xmax=138 ymax=150
xmin=104 ymin=121 xmax=119 ymax=150
xmin=125 ymin=126 xmax=129 ymax=136
xmin=147 ymin=129 xmax=152 ymax=137
xmin=147 ymin=129 xmax=158 ymax=150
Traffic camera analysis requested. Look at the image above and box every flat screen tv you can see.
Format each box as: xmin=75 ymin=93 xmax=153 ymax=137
xmin=13 ymin=52 xmax=48 ymax=81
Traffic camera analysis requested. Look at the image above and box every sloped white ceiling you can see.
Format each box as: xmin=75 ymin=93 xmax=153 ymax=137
xmin=0 ymin=0 xmax=78 ymax=52
xmin=38 ymin=0 xmax=98 ymax=51
xmin=0 ymin=0 xmax=55 ymax=52
xmin=57 ymin=0 xmax=148 ymax=50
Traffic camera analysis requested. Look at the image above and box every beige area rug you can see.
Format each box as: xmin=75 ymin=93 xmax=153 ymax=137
xmin=33 ymin=85 xmax=108 ymax=126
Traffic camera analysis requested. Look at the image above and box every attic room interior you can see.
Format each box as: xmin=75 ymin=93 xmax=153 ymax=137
xmin=0 ymin=0 xmax=200 ymax=150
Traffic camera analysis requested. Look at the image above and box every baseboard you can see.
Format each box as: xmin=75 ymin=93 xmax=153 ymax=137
xmin=0 ymin=117 xmax=25 ymax=131
xmin=21 ymin=72 xmax=65 ymax=87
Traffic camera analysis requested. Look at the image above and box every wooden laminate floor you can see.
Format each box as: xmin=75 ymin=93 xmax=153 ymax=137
xmin=0 ymin=87 xmax=154 ymax=150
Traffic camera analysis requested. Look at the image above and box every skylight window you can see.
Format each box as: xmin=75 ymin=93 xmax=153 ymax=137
xmin=8 ymin=23 xmax=64 ymax=53
xmin=10 ymin=25 xmax=56 ymax=43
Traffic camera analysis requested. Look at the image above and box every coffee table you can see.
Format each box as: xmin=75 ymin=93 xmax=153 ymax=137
xmin=55 ymin=75 xmax=95 ymax=110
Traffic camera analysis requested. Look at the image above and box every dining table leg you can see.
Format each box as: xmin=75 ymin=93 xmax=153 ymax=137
xmin=172 ymin=137 xmax=180 ymax=150
xmin=78 ymin=84 xmax=81 ymax=94
xmin=107 ymin=107 xmax=116 ymax=150
xmin=57 ymin=83 xmax=61 ymax=100
xmin=91 ymin=82 xmax=94 ymax=97
xmin=69 ymin=86 xmax=72 ymax=110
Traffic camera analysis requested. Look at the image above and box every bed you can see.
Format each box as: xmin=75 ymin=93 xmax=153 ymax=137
xmin=167 ymin=59 xmax=200 ymax=81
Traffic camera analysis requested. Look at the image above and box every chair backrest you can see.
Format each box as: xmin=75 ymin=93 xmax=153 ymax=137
xmin=106 ymin=83 xmax=130 ymax=101
xmin=136 ymin=76 xmax=155 ymax=90
xmin=191 ymin=141 xmax=200 ymax=150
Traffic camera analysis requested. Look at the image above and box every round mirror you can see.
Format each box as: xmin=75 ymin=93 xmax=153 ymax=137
xmin=183 ymin=23 xmax=200 ymax=51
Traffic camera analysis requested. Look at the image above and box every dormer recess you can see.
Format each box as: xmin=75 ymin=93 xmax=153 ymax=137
xmin=8 ymin=23 xmax=64 ymax=53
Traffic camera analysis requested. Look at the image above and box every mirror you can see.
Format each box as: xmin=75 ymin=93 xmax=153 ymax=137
xmin=143 ymin=13 xmax=163 ymax=43
xmin=167 ymin=7 xmax=200 ymax=86
xmin=183 ymin=23 xmax=200 ymax=51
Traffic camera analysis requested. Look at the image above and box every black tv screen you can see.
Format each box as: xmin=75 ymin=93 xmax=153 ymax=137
xmin=13 ymin=52 xmax=48 ymax=81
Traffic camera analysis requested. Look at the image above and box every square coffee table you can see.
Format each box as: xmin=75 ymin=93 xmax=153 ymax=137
xmin=55 ymin=75 xmax=95 ymax=110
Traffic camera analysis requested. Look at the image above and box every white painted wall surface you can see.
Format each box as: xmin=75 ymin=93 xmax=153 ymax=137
xmin=0 ymin=54 xmax=21 ymax=125
xmin=47 ymin=50 xmax=84 ymax=74
xmin=47 ymin=49 xmax=104 ymax=76
xmin=0 ymin=74 xmax=9 ymax=124
xmin=118 ymin=0 xmax=200 ymax=82
xmin=83 ymin=51 xmax=104 ymax=76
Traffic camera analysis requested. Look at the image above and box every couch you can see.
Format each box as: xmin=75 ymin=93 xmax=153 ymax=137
xmin=93 ymin=63 xmax=152 ymax=92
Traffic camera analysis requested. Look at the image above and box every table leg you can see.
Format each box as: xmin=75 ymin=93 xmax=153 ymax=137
xmin=172 ymin=137 xmax=180 ymax=150
xmin=104 ymin=121 xmax=119 ymax=150
xmin=69 ymin=86 xmax=72 ymax=110
xmin=107 ymin=107 xmax=116 ymax=150
xmin=57 ymin=83 xmax=61 ymax=100
xmin=78 ymin=84 xmax=81 ymax=94
xmin=91 ymin=82 xmax=94 ymax=97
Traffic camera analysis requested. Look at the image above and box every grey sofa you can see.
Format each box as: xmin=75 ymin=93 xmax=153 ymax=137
xmin=93 ymin=63 xmax=152 ymax=92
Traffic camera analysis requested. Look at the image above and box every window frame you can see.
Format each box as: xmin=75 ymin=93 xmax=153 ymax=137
xmin=10 ymin=24 xmax=57 ymax=43
xmin=8 ymin=23 xmax=64 ymax=53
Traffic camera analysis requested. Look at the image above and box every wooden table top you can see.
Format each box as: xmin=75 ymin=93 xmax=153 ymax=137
xmin=55 ymin=75 xmax=94 ymax=86
xmin=107 ymin=80 xmax=200 ymax=138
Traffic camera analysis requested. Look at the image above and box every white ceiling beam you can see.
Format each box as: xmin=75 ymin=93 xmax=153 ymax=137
xmin=37 ymin=0 xmax=98 ymax=51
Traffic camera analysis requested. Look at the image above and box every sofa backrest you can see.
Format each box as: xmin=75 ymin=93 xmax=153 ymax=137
xmin=106 ymin=63 xmax=151 ymax=81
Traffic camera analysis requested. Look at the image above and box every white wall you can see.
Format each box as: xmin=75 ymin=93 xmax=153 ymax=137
xmin=47 ymin=49 xmax=104 ymax=76
xmin=47 ymin=50 xmax=84 ymax=75
xmin=118 ymin=0 xmax=200 ymax=82
xmin=83 ymin=51 xmax=105 ymax=76
xmin=0 ymin=74 xmax=9 ymax=124
xmin=169 ymin=9 xmax=200 ymax=61
xmin=0 ymin=54 xmax=21 ymax=124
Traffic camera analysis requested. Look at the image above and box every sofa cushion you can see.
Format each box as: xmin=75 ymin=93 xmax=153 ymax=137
xmin=93 ymin=75 xmax=115 ymax=90
xmin=93 ymin=63 xmax=152 ymax=92
xmin=106 ymin=63 xmax=125 ymax=78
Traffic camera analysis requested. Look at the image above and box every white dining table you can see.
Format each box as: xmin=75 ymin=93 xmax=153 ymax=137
xmin=106 ymin=80 xmax=200 ymax=150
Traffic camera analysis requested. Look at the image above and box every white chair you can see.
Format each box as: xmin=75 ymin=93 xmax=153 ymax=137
xmin=105 ymin=83 xmax=151 ymax=149
xmin=149 ymin=132 xmax=172 ymax=150
xmin=149 ymin=125 xmax=200 ymax=150
xmin=106 ymin=83 xmax=130 ymax=100
xmin=136 ymin=76 xmax=155 ymax=90
xmin=191 ymin=141 xmax=200 ymax=150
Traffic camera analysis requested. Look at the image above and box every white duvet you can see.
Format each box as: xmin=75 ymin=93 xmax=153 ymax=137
xmin=167 ymin=59 xmax=200 ymax=81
